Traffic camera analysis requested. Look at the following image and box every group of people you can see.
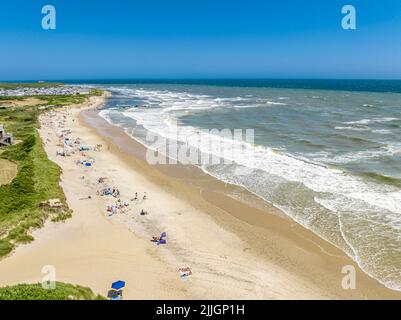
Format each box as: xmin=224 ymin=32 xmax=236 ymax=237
xmin=107 ymin=198 xmax=130 ymax=216
xmin=131 ymin=192 xmax=147 ymax=201
xmin=46 ymin=109 xmax=193 ymax=285
xmin=112 ymin=187 xmax=120 ymax=198
xmin=97 ymin=177 xmax=149 ymax=217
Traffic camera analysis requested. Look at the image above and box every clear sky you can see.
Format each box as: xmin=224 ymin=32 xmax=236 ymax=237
xmin=0 ymin=0 xmax=401 ymax=80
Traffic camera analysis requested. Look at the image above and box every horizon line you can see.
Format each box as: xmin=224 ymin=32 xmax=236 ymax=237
xmin=2 ymin=78 xmax=401 ymax=83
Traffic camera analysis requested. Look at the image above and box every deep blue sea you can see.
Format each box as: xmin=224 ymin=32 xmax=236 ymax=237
xmin=77 ymin=79 xmax=401 ymax=291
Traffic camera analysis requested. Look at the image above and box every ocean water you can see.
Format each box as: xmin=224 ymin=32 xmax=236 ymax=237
xmin=93 ymin=80 xmax=401 ymax=291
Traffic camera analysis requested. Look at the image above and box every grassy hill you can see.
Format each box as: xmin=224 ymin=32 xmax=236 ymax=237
xmin=0 ymin=86 xmax=103 ymax=258
xmin=0 ymin=282 xmax=105 ymax=300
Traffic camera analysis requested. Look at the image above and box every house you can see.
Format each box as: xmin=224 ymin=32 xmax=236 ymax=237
xmin=0 ymin=124 xmax=13 ymax=146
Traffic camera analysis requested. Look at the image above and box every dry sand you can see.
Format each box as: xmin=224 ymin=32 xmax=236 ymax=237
xmin=0 ymin=159 xmax=17 ymax=186
xmin=0 ymin=98 xmax=44 ymax=108
xmin=0 ymin=93 xmax=400 ymax=299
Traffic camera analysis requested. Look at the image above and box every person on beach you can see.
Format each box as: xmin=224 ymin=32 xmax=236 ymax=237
xmin=112 ymin=187 xmax=120 ymax=198
xmin=143 ymin=192 xmax=147 ymax=200
xmin=130 ymin=193 xmax=138 ymax=202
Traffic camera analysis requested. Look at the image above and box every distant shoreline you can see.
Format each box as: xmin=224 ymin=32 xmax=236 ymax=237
xmin=3 ymin=79 xmax=401 ymax=94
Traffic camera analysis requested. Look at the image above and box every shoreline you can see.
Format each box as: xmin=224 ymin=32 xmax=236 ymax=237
xmin=80 ymin=97 xmax=401 ymax=299
xmin=0 ymin=93 xmax=400 ymax=299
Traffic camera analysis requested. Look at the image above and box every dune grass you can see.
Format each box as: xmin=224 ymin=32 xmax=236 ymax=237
xmin=0 ymin=282 xmax=105 ymax=300
xmin=0 ymin=89 xmax=103 ymax=258
xmin=0 ymin=105 xmax=67 ymax=256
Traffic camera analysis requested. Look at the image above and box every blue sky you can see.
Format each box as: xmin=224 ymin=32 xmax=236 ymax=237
xmin=0 ymin=0 xmax=401 ymax=80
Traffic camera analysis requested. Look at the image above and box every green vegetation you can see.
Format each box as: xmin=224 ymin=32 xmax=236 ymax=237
xmin=0 ymin=96 xmax=25 ymax=101
xmin=0 ymin=85 xmax=106 ymax=299
xmin=0 ymin=282 xmax=105 ymax=300
xmin=34 ymin=94 xmax=87 ymax=106
xmin=0 ymin=94 xmax=86 ymax=104
xmin=90 ymin=88 xmax=104 ymax=96
xmin=0 ymin=86 xmax=104 ymax=258
xmin=0 ymin=104 xmax=67 ymax=256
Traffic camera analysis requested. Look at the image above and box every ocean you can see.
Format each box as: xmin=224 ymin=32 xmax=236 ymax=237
xmin=86 ymin=79 xmax=401 ymax=291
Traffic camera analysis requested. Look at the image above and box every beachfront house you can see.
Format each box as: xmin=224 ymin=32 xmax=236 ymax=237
xmin=0 ymin=124 xmax=13 ymax=146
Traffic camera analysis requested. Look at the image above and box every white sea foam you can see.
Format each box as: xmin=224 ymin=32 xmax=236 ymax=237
xmin=372 ymin=129 xmax=393 ymax=134
xmin=98 ymin=109 xmax=114 ymax=125
xmin=345 ymin=117 xmax=399 ymax=125
xmin=110 ymin=88 xmax=401 ymax=213
xmin=98 ymin=86 xmax=401 ymax=291
xmin=335 ymin=126 xmax=371 ymax=131
xmin=266 ymin=101 xmax=287 ymax=105
xmin=119 ymin=89 xmax=401 ymax=214
xmin=309 ymin=142 xmax=401 ymax=164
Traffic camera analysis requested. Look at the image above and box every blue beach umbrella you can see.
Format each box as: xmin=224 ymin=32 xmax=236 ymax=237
xmin=111 ymin=280 xmax=126 ymax=290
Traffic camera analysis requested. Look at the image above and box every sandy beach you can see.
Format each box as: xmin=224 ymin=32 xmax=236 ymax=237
xmin=0 ymin=92 xmax=400 ymax=299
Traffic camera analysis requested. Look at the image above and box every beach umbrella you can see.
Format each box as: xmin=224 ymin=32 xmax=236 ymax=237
xmin=111 ymin=280 xmax=126 ymax=290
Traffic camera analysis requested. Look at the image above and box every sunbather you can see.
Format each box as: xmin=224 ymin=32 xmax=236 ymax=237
xmin=179 ymin=267 xmax=192 ymax=277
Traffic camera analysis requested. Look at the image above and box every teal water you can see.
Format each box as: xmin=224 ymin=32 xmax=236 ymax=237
xmin=93 ymin=80 xmax=401 ymax=291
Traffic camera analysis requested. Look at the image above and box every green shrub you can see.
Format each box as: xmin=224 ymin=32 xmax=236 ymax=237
xmin=0 ymin=282 xmax=105 ymax=300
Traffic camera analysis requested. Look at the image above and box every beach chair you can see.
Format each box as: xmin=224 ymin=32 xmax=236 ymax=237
xmin=157 ymin=232 xmax=167 ymax=245
xmin=107 ymin=289 xmax=123 ymax=300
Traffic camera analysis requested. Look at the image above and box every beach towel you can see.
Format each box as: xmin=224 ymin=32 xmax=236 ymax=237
xmin=157 ymin=239 xmax=166 ymax=245
xmin=79 ymin=144 xmax=91 ymax=151
xmin=179 ymin=267 xmax=192 ymax=278
xmin=157 ymin=232 xmax=167 ymax=245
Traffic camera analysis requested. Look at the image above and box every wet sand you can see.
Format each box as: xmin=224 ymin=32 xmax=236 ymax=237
xmin=81 ymin=107 xmax=401 ymax=299
xmin=0 ymin=93 xmax=400 ymax=299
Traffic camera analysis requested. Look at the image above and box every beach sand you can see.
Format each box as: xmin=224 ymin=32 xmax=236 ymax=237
xmin=0 ymin=97 xmax=44 ymax=108
xmin=0 ymin=93 xmax=400 ymax=299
